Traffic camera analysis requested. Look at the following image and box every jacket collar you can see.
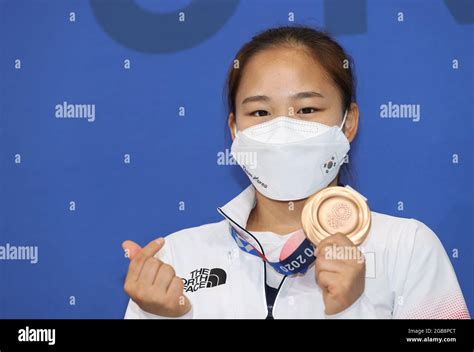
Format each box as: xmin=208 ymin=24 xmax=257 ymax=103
xmin=217 ymin=185 xmax=256 ymax=230
xmin=217 ymin=181 xmax=346 ymax=227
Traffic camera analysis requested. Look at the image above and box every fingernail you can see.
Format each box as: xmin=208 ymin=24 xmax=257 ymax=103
xmin=155 ymin=238 xmax=164 ymax=245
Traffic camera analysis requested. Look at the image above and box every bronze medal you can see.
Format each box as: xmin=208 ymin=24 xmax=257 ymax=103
xmin=301 ymin=186 xmax=371 ymax=246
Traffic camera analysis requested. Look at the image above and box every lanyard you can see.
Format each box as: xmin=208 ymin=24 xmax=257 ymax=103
xmin=229 ymin=226 xmax=316 ymax=275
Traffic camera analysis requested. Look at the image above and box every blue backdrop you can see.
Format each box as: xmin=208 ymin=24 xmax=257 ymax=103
xmin=1 ymin=0 xmax=472 ymax=318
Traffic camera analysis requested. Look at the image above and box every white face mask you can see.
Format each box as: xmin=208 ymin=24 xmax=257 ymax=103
xmin=230 ymin=110 xmax=350 ymax=201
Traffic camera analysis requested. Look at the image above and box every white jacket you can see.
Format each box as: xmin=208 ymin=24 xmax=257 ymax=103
xmin=124 ymin=185 xmax=470 ymax=319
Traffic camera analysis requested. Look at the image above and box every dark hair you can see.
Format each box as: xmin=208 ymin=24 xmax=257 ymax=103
xmin=223 ymin=25 xmax=357 ymax=185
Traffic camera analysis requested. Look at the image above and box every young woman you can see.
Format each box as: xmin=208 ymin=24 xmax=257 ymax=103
xmin=122 ymin=26 xmax=469 ymax=319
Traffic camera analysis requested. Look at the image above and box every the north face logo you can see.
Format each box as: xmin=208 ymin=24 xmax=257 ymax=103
xmin=182 ymin=268 xmax=227 ymax=293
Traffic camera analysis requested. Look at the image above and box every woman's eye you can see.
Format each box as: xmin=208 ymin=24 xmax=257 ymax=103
xmin=298 ymin=107 xmax=318 ymax=114
xmin=250 ymin=110 xmax=270 ymax=117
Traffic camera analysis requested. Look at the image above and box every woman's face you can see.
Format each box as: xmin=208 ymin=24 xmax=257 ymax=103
xmin=229 ymin=46 xmax=358 ymax=141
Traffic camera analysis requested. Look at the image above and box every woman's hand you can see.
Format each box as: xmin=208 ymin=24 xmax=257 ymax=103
xmin=315 ymin=233 xmax=365 ymax=315
xmin=122 ymin=238 xmax=192 ymax=317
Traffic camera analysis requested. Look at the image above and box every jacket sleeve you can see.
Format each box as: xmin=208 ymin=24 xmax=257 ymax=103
xmin=325 ymin=219 xmax=470 ymax=319
xmin=391 ymin=219 xmax=470 ymax=319
xmin=123 ymin=237 xmax=194 ymax=319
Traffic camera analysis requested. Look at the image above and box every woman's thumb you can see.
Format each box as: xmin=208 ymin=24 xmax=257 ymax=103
xmin=122 ymin=240 xmax=142 ymax=260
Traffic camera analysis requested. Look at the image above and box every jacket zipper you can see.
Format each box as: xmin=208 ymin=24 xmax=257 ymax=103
xmin=217 ymin=208 xmax=271 ymax=317
xmin=271 ymin=275 xmax=288 ymax=319
xmin=217 ymin=207 xmax=288 ymax=319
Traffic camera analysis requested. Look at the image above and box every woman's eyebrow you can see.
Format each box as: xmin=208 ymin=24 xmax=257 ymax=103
xmin=291 ymin=91 xmax=325 ymax=99
xmin=241 ymin=95 xmax=270 ymax=105
xmin=241 ymin=91 xmax=324 ymax=105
